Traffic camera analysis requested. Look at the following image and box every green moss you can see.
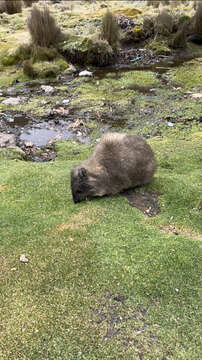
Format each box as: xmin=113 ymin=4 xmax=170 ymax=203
xmin=71 ymin=70 xmax=159 ymax=110
xmin=60 ymin=36 xmax=114 ymax=66
xmin=31 ymin=46 xmax=58 ymax=62
xmin=0 ymin=31 xmax=30 ymax=65
xmin=0 ymin=148 xmax=26 ymax=161
xmin=1 ymin=48 xmax=19 ymax=66
xmin=0 ymin=66 xmax=27 ymax=87
xmin=32 ymin=58 xmax=68 ymax=78
xmin=0 ymin=93 xmax=66 ymax=115
xmin=0 ymin=42 xmax=32 ymax=65
xmin=146 ymin=40 xmax=171 ymax=55
xmin=169 ymin=58 xmax=202 ymax=90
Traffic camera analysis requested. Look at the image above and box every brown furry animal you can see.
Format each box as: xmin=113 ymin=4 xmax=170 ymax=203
xmin=71 ymin=133 xmax=156 ymax=203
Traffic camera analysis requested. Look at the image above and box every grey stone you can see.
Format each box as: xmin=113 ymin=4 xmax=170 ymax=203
xmin=0 ymin=133 xmax=16 ymax=147
xmin=2 ymin=97 xmax=26 ymax=105
xmin=41 ymin=85 xmax=55 ymax=94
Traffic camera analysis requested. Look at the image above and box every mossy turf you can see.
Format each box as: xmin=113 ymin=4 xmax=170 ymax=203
xmin=0 ymin=125 xmax=201 ymax=359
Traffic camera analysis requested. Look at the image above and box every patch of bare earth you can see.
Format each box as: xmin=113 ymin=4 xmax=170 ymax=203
xmin=0 ymin=256 xmax=16 ymax=280
xmin=122 ymin=190 xmax=161 ymax=217
xmin=0 ymin=185 xmax=9 ymax=192
xmin=159 ymin=225 xmax=202 ymax=241
xmin=57 ymin=207 xmax=102 ymax=232
xmin=90 ymin=291 xmax=164 ymax=357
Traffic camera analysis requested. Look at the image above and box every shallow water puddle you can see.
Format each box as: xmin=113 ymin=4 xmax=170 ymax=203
xmin=19 ymin=121 xmax=91 ymax=146
xmin=20 ymin=127 xmax=59 ymax=147
xmin=20 ymin=125 xmax=74 ymax=147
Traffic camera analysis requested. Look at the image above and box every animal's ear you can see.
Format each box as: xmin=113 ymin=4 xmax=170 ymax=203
xmin=78 ymin=168 xmax=87 ymax=178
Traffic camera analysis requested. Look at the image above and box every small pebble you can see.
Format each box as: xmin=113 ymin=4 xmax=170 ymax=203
xmin=20 ymin=254 xmax=28 ymax=263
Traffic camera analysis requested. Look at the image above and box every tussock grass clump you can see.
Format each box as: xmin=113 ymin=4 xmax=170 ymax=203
xmin=193 ymin=2 xmax=202 ymax=34
xmin=27 ymin=5 xmax=64 ymax=47
xmin=4 ymin=0 xmax=22 ymax=14
xmin=101 ymin=9 xmax=120 ymax=49
xmin=61 ymin=36 xmax=114 ymax=66
xmin=147 ymin=0 xmax=189 ymax=7
xmin=23 ymin=0 xmax=37 ymax=7
xmin=170 ymin=25 xmax=187 ymax=49
xmin=146 ymin=0 xmax=160 ymax=8
xmin=0 ymin=0 xmax=6 ymax=13
xmin=16 ymin=43 xmax=32 ymax=60
xmin=143 ymin=15 xmax=155 ymax=38
xmin=31 ymin=45 xmax=58 ymax=62
xmin=154 ymin=10 xmax=174 ymax=36
xmin=23 ymin=60 xmax=36 ymax=78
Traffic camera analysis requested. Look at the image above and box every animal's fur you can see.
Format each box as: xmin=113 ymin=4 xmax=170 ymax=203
xmin=71 ymin=133 xmax=156 ymax=203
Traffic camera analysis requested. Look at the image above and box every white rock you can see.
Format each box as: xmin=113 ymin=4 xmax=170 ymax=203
xmin=62 ymin=99 xmax=70 ymax=105
xmin=20 ymin=254 xmax=29 ymax=263
xmin=79 ymin=70 xmax=93 ymax=77
xmin=167 ymin=122 xmax=174 ymax=127
xmin=41 ymin=85 xmax=55 ymax=94
xmin=2 ymin=97 xmax=25 ymax=105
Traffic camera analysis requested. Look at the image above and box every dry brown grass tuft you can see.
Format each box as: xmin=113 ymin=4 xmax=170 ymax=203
xmin=0 ymin=0 xmax=6 ymax=13
xmin=159 ymin=225 xmax=202 ymax=241
xmin=23 ymin=0 xmax=37 ymax=7
xmin=170 ymin=21 xmax=187 ymax=49
xmin=57 ymin=207 xmax=103 ymax=232
xmin=101 ymin=9 xmax=120 ymax=49
xmin=154 ymin=9 xmax=174 ymax=36
xmin=23 ymin=60 xmax=36 ymax=78
xmin=4 ymin=0 xmax=22 ymax=14
xmin=27 ymin=5 xmax=64 ymax=47
xmin=193 ymin=1 xmax=202 ymax=34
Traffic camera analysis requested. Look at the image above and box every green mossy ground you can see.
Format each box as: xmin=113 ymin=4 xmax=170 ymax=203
xmin=169 ymin=58 xmax=202 ymax=89
xmin=0 ymin=125 xmax=201 ymax=359
xmin=0 ymin=2 xmax=202 ymax=359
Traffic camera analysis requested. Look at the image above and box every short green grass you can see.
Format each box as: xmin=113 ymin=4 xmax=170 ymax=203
xmin=0 ymin=125 xmax=201 ymax=359
xmin=0 ymin=2 xmax=202 ymax=358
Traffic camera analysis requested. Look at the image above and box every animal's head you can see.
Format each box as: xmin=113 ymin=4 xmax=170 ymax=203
xmin=71 ymin=167 xmax=93 ymax=203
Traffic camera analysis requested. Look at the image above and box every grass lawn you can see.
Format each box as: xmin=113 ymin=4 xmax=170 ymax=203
xmin=0 ymin=126 xmax=201 ymax=359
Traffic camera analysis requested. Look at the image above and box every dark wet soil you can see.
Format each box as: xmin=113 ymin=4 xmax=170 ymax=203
xmin=91 ymin=291 xmax=160 ymax=354
xmin=122 ymin=190 xmax=161 ymax=217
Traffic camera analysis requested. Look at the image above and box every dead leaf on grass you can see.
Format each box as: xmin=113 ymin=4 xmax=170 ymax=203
xmin=57 ymin=223 xmax=70 ymax=232
xmin=55 ymin=107 xmax=69 ymax=115
xmin=0 ymin=184 xmax=9 ymax=192
xmin=68 ymin=119 xmax=84 ymax=129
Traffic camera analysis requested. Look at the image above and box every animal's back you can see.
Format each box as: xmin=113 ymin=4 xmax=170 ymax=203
xmin=90 ymin=133 xmax=156 ymax=192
